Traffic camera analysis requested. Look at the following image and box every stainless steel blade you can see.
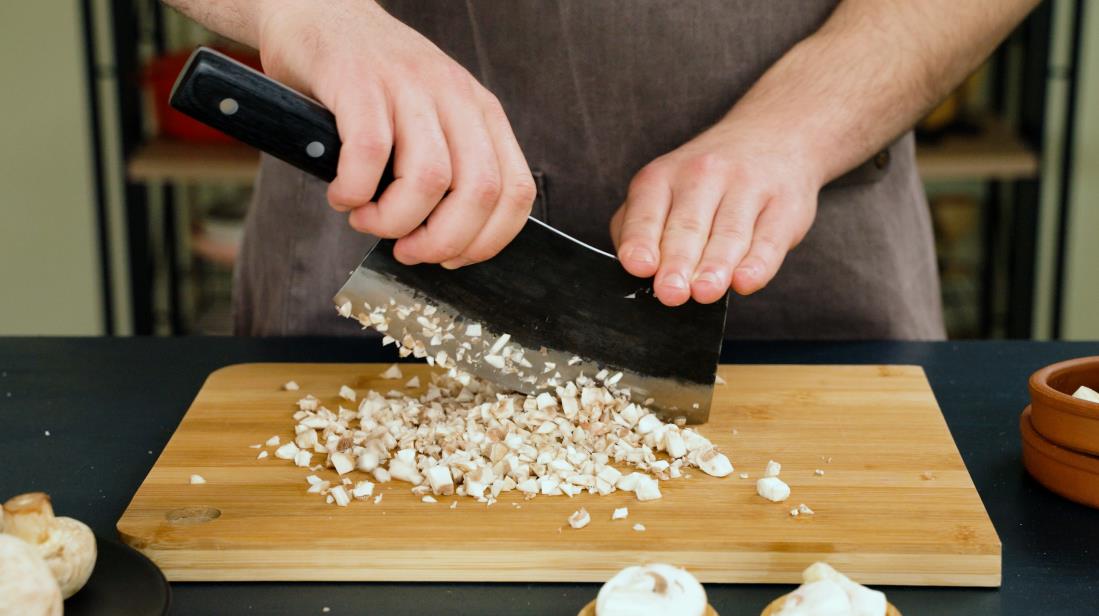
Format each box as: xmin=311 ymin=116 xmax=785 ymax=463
xmin=334 ymin=217 xmax=727 ymax=423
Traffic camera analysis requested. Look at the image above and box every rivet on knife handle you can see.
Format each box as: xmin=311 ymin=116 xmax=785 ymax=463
xmin=169 ymin=46 xmax=394 ymax=192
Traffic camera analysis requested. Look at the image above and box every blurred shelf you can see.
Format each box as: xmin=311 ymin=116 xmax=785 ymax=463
xmin=915 ymin=117 xmax=1039 ymax=182
xmin=191 ymin=225 xmax=241 ymax=267
xmin=128 ymin=138 xmax=259 ymax=183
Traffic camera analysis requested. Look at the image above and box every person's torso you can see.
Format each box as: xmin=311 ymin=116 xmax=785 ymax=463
xmin=236 ymin=1 xmax=944 ymax=340
xmin=380 ymin=0 xmax=839 ymax=249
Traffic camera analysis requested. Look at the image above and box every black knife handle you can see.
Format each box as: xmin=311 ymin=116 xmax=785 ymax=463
xmin=170 ymin=47 xmax=393 ymax=192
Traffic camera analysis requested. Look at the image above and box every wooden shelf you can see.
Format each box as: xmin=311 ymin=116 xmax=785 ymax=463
xmin=127 ymin=139 xmax=259 ymax=183
xmin=128 ymin=121 xmax=1039 ymax=186
xmin=915 ymin=118 xmax=1039 ymax=182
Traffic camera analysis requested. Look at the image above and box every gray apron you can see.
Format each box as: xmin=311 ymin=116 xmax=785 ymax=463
xmin=234 ymin=0 xmax=945 ymax=340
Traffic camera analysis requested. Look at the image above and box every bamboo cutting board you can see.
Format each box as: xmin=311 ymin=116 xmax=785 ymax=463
xmin=117 ymin=363 xmax=1000 ymax=586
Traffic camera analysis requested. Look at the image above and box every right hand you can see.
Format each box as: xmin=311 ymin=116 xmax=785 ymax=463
xmin=257 ymin=0 xmax=536 ymax=268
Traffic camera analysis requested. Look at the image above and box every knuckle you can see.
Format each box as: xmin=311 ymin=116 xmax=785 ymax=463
xmin=621 ymin=212 xmax=663 ymax=236
xmin=686 ymin=153 xmax=725 ymax=176
xmin=508 ymin=175 xmax=538 ymax=210
xmin=665 ymin=216 xmax=707 ymax=236
xmin=753 ymin=235 xmax=784 ymax=256
xmin=629 ymin=163 xmax=669 ymax=192
xmin=426 ymin=235 xmax=469 ymax=262
xmin=479 ymin=92 xmax=508 ymax=119
xmin=351 ymin=136 xmax=391 ymax=164
xmin=710 ymin=223 xmax=749 ymax=244
xmin=459 ymin=242 xmax=498 ymax=264
xmin=469 ymin=172 xmax=503 ymax=205
xmin=414 ymin=159 xmax=453 ymax=195
xmin=444 ymin=62 xmax=475 ymax=90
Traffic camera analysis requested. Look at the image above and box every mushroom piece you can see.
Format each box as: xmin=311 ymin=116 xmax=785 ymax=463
xmin=595 ymin=563 xmax=707 ymax=616
xmin=801 ymin=562 xmax=885 ymax=616
xmin=3 ymin=493 xmax=96 ymax=599
xmin=1073 ymin=385 xmax=1099 ymax=404
xmin=756 ymin=477 xmax=791 ymax=502
xmin=0 ymin=534 xmax=62 ymax=616
xmin=775 ymin=562 xmax=887 ymax=616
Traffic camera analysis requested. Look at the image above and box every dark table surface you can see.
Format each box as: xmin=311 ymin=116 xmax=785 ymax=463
xmin=3 ymin=337 xmax=1098 ymax=616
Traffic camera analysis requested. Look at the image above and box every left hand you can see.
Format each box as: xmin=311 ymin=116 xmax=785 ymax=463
xmin=610 ymin=120 xmax=822 ymax=307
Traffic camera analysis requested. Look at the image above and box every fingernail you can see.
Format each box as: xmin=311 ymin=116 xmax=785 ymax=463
xmin=661 ymin=272 xmax=688 ymax=290
xmin=626 ymin=247 xmax=655 ymax=265
xmin=441 ymin=260 xmax=464 ymax=270
xmin=695 ymin=271 xmax=721 ymax=286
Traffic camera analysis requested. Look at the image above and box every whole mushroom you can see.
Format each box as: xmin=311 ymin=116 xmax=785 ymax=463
xmin=0 ymin=534 xmax=63 ymax=616
xmin=3 ymin=492 xmax=97 ymax=599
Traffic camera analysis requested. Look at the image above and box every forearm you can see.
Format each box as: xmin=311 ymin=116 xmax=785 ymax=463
xmin=162 ymin=0 xmax=267 ymax=47
xmin=724 ymin=0 xmax=1039 ymax=185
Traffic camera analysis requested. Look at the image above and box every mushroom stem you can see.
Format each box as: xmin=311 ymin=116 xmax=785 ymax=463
xmin=2 ymin=492 xmax=54 ymax=545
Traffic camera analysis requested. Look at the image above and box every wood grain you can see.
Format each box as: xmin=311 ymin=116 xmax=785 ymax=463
xmin=117 ymin=364 xmax=1000 ymax=586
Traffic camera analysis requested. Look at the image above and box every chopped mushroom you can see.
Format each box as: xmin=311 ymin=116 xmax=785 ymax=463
xmin=189 ymin=474 xmax=206 ymax=485
xmin=697 ymin=448 xmax=733 ymax=477
xmin=283 ymin=381 xmax=300 ymax=391
xmin=632 ymin=523 xmax=646 ymax=532
xmin=567 ymin=507 xmax=591 ymax=529
xmin=338 ymin=385 xmax=356 ymax=402
xmin=404 ymin=376 xmax=420 ymax=388
xmin=379 ymin=364 xmax=403 ymax=379
xmin=274 ymin=442 xmax=299 ymax=460
xmin=612 ymin=507 xmax=629 ymax=520
xmin=268 ymin=328 xmax=735 ymax=509
xmin=330 ymin=486 xmax=351 ymax=507
xmin=756 ymin=477 xmax=791 ymax=502
xmin=764 ymin=460 xmax=782 ymax=478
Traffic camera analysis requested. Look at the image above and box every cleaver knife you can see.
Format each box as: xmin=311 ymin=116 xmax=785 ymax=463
xmin=170 ymin=47 xmax=728 ymax=422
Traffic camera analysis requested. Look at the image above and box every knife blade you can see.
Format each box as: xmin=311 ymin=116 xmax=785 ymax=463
xmin=170 ymin=46 xmax=728 ymax=422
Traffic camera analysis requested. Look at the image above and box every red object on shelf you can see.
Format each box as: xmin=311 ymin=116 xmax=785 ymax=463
xmin=145 ymin=48 xmax=263 ymax=143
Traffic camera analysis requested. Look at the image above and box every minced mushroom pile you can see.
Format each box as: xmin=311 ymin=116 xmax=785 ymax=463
xmin=272 ymin=363 xmax=734 ymax=508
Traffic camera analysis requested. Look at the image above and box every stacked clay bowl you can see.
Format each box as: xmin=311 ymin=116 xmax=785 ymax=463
xmin=1023 ymin=356 xmax=1099 ymax=508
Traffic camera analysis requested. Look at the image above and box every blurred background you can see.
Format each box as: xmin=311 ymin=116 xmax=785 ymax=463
xmin=0 ymin=1 xmax=1095 ymax=339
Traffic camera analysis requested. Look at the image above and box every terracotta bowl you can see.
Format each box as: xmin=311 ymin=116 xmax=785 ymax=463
xmin=1028 ymin=356 xmax=1099 ymax=455
xmin=1021 ymin=406 xmax=1099 ymax=509
xmin=577 ymin=600 xmax=718 ymax=616
xmin=760 ymin=594 xmax=901 ymax=615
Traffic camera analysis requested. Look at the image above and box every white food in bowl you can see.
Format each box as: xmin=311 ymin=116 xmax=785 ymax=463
xmin=595 ymin=563 xmax=706 ymax=616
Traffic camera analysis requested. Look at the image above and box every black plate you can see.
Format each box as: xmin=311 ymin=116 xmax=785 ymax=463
xmin=64 ymin=535 xmax=170 ymax=616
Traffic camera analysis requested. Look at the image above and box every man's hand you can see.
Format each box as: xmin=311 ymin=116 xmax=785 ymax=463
xmin=610 ymin=122 xmax=821 ymax=307
xmin=169 ymin=0 xmax=536 ymax=268
xmin=612 ymin=0 xmax=1039 ymax=307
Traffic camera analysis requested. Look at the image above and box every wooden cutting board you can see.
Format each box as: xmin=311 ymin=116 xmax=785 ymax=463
xmin=117 ymin=363 xmax=1000 ymax=586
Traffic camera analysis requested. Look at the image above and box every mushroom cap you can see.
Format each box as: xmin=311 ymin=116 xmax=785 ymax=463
xmin=38 ymin=516 xmax=97 ymax=599
xmin=0 ymin=534 xmax=63 ymax=616
xmin=595 ymin=563 xmax=707 ymax=616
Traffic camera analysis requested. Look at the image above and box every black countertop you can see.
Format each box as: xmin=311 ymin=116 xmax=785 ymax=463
xmin=3 ymin=338 xmax=1098 ymax=616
